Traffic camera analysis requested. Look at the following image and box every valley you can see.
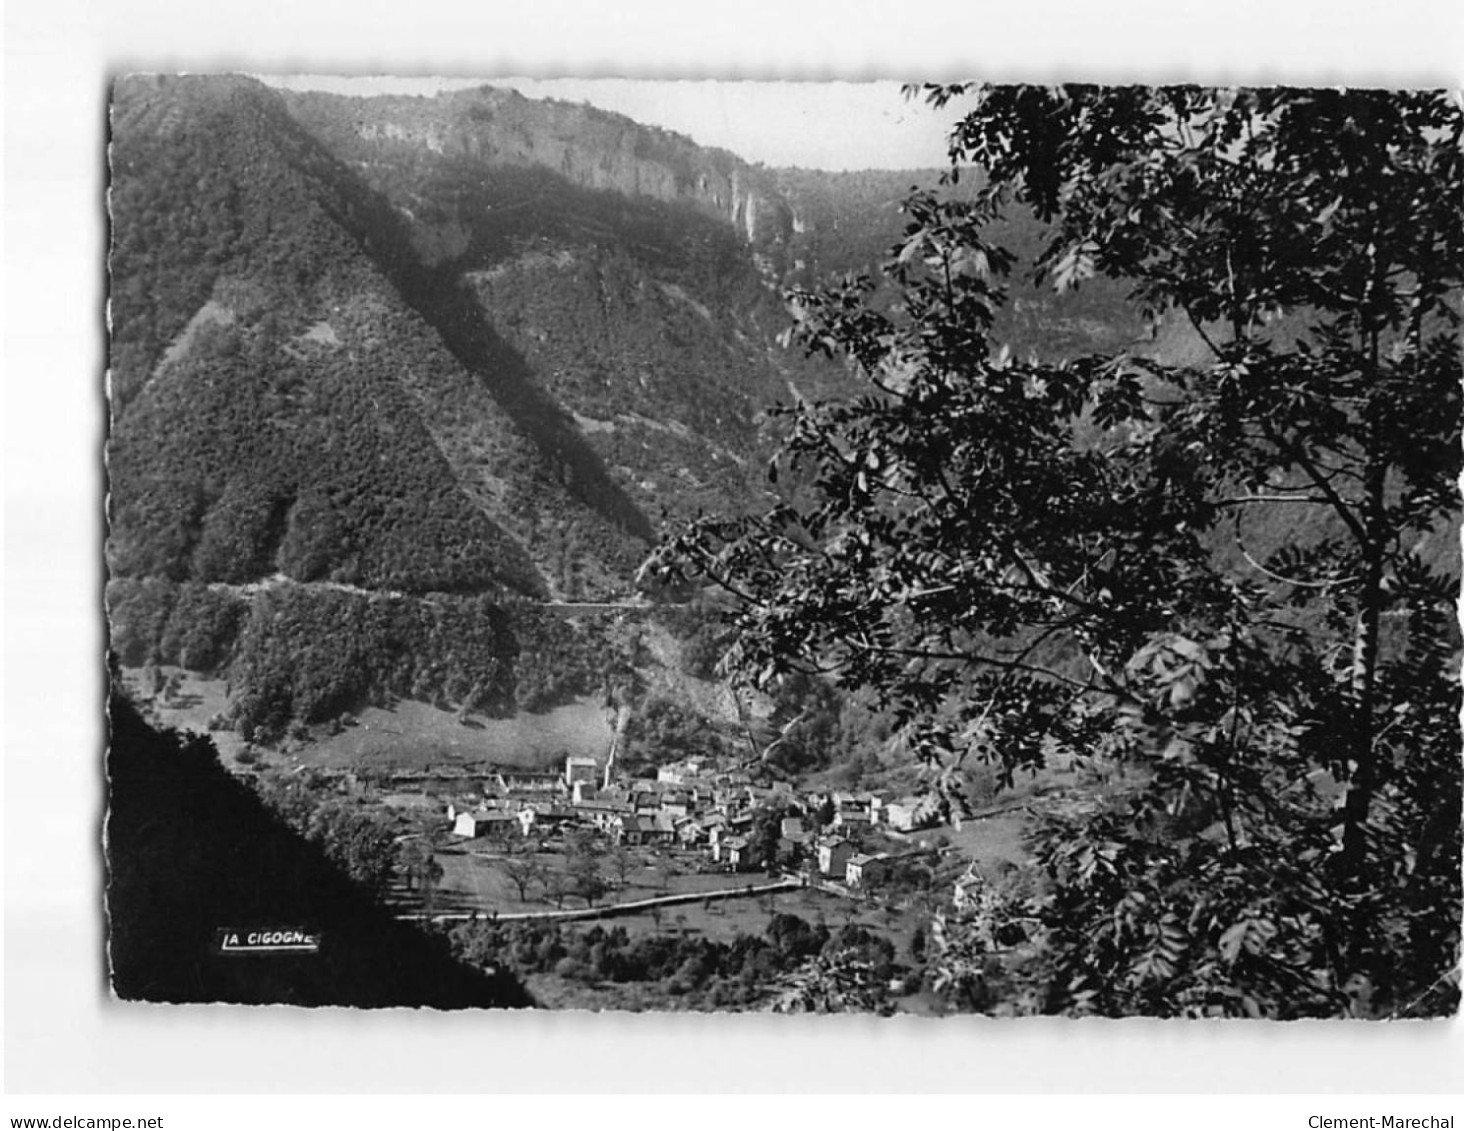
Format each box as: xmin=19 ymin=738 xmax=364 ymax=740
xmin=95 ymin=74 xmax=1293 ymax=1013
xmin=104 ymin=77 xmax=1459 ymax=1018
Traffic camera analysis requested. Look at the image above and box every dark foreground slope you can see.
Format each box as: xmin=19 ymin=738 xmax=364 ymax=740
xmin=106 ymin=691 xmax=532 ymax=1007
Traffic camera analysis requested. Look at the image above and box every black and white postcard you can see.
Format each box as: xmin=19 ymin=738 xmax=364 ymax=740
xmin=103 ymin=75 xmax=1462 ymax=1019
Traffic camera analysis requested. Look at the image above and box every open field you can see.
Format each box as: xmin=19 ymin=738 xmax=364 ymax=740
xmin=288 ymin=696 xmax=613 ymax=772
xmin=118 ymin=668 xmax=614 ymax=774
xmin=913 ymin=813 xmax=1030 ymax=879
xmin=407 ymin=836 xmax=954 ymax=955
xmin=116 ymin=668 xmax=248 ymax=763
xmin=424 ymin=854 xmax=901 ymax=942
xmin=404 ymin=843 xmax=797 ymax=918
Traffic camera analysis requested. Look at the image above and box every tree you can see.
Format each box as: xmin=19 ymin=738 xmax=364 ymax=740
xmin=610 ymin=845 xmax=637 ymax=889
xmin=622 ymin=695 xmax=717 ymax=773
xmin=401 ymin=836 xmax=441 ymax=895
xmin=758 ymin=670 xmax=844 ymax=770
xmin=418 ymin=855 xmax=445 ymax=913
xmin=748 ymin=803 xmax=789 ymax=872
xmin=499 ymin=853 xmax=547 ymax=903
xmin=577 ymin=872 xmax=609 ymax=909
xmin=565 ymin=831 xmax=608 ymax=908
xmin=653 ymin=86 xmax=1461 ymax=1017
xmin=910 ymin=922 xmax=928 ymax=964
xmin=544 ymin=869 xmax=571 ymax=911
xmin=301 ymin=800 xmax=400 ymax=895
xmin=768 ymin=952 xmax=893 ymax=1015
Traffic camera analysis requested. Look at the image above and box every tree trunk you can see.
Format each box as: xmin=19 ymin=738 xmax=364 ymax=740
xmin=1339 ymin=359 xmax=1388 ymax=880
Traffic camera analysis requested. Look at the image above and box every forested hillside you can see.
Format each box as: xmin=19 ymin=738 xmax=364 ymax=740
xmin=108 ymin=75 xmax=654 ymax=603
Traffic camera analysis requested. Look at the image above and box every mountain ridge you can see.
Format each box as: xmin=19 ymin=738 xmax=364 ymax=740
xmin=278 ymin=84 xmax=798 ymax=250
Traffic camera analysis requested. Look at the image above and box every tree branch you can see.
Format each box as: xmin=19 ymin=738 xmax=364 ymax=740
xmin=846 ymin=639 xmax=1097 ymax=693
xmin=1215 ymin=493 xmax=1339 ymax=507
xmin=1261 ymin=419 xmax=1371 ymax=548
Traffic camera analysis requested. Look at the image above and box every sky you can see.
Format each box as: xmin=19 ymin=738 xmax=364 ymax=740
xmin=257 ymin=75 xmax=969 ymax=171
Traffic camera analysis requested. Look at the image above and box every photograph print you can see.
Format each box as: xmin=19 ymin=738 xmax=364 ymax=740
xmin=104 ymin=75 xmax=1462 ymax=1017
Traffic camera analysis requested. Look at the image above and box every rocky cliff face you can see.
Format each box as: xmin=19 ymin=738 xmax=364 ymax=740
xmin=282 ymin=86 xmax=797 ymax=256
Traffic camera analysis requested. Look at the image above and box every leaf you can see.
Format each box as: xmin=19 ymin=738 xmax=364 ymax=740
xmin=1052 ymin=240 xmax=1098 ymax=293
xmin=896 ymin=234 xmax=926 ymax=266
xmin=1219 ymin=920 xmax=1249 ymax=965
xmin=950 ymin=245 xmax=991 ymax=278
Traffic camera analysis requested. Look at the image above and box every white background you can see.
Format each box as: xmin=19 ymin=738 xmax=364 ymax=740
xmin=5 ymin=0 xmax=1464 ymax=1098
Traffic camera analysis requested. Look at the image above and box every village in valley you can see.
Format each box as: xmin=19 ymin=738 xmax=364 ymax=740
xmin=119 ymin=630 xmax=1056 ymax=1012
xmin=419 ymin=749 xmax=997 ymax=924
xmin=370 ymin=733 xmax=1039 ymax=1010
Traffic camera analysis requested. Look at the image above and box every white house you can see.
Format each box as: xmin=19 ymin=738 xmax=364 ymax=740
xmin=716 ymin=835 xmax=759 ymax=872
xmin=845 ymin=852 xmax=890 ymax=887
xmin=453 ymin=810 xmax=518 ymax=840
xmin=884 ymin=796 xmax=937 ymax=832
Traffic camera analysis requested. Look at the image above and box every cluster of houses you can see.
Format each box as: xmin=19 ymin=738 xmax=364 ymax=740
xmin=446 ymin=755 xmax=941 ymax=884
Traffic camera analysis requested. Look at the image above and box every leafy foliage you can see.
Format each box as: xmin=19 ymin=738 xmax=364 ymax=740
xmin=251 ymin=766 xmax=405 ymax=895
xmin=448 ymin=910 xmax=900 ymax=1011
xmin=108 ymin=577 xmax=617 ymax=742
xmin=105 ymin=577 xmax=180 ymax=667
xmin=620 ymin=694 xmax=726 ymax=775
xmin=774 ymin=165 xmax=1145 ymax=360
xmin=156 ymin=583 xmax=250 ymax=672
xmin=564 ymin=830 xmax=609 ymax=907
xmin=223 ymin=587 xmax=611 ymax=742
xmin=654 ymin=85 xmax=1462 ymax=1017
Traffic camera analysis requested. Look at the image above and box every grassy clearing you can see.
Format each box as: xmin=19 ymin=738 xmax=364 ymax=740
xmin=295 ymin=697 xmax=614 ymax=772
xmin=412 ymin=835 xmax=933 ymax=977
xmin=116 ymin=667 xmax=248 ymax=764
xmin=429 ymin=849 xmax=904 ymax=944
xmin=118 ymin=669 xmax=615 ymax=775
xmin=923 ymin=814 xmax=1030 ymax=879
xmin=405 ymin=842 xmax=796 ymax=919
